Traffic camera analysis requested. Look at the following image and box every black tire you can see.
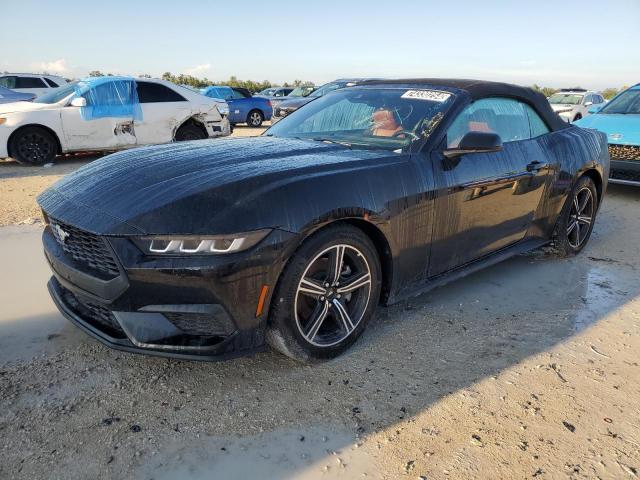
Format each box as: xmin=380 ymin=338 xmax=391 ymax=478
xmin=9 ymin=126 xmax=57 ymax=165
xmin=174 ymin=123 xmax=207 ymax=141
xmin=246 ymin=109 xmax=264 ymax=127
xmin=267 ymin=225 xmax=382 ymax=362
xmin=553 ymin=175 xmax=598 ymax=257
xmin=573 ymin=114 xmax=582 ymax=122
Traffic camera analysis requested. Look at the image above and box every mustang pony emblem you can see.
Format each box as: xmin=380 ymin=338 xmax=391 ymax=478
xmin=53 ymin=223 xmax=70 ymax=244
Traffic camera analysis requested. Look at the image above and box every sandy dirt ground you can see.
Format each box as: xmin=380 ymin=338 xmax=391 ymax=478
xmin=0 ymin=139 xmax=639 ymax=479
xmin=0 ymin=125 xmax=267 ymax=227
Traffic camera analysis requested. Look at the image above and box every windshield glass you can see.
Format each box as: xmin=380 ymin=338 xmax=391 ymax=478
xmin=266 ymin=87 xmax=455 ymax=152
xmin=309 ymin=82 xmax=342 ymax=98
xmin=33 ymin=82 xmax=77 ymax=104
xmin=599 ymin=89 xmax=640 ymax=114
xmin=259 ymin=88 xmax=276 ymax=96
xmin=289 ymin=86 xmax=314 ymax=97
xmin=548 ymin=93 xmax=583 ymax=105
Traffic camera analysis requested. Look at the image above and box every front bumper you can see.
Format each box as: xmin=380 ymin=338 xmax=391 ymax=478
xmin=42 ymin=223 xmax=298 ymax=360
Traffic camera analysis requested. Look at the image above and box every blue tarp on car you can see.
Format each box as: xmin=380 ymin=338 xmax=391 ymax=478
xmin=73 ymin=76 xmax=142 ymax=121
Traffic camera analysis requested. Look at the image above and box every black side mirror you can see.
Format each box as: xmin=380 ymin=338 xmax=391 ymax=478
xmin=443 ymin=131 xmax=503 ymax=158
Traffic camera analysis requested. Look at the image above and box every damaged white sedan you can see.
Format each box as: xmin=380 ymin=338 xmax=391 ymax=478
xmin=0 ymin=77 xmax=231 ymax=165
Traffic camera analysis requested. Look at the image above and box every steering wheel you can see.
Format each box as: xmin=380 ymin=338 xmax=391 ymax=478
xmin=392 ymin=130 xmax=418 ymax=140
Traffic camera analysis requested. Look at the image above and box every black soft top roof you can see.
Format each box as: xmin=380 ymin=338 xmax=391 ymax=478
xmin=360 ymin=78 xmax=570 ymax=131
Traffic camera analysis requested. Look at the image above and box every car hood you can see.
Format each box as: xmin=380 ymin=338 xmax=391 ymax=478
xmin=38 ymin=137 xmax=397 ymax=235
xmin=574 ymin=113 xmax=640 ymax=145
xmin=0 ymin=101 xmax=56 ymax=115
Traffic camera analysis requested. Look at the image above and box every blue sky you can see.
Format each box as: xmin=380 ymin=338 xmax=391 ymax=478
xmin=2 ymin=0 xmax=638 ymax=89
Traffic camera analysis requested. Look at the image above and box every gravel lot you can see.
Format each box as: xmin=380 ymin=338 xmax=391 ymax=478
xmin=0 ymin=132 xmax=639 ymax=479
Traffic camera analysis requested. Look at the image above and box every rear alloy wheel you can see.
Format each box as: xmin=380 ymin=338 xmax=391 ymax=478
xmin=174 ymin=123 xmax=207 ymax=141
xmin=9 ymin=126 xmax=57 ymax=165
xmin=247 ymin=110 xmax=264 ymax=127
xmin=554 ymin=176 xmax=597 ymax=256
xmin=267 ymin=225 xmax=381 ymax=362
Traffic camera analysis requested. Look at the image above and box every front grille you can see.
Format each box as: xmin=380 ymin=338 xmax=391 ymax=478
xmin=164 ymin=311 xmax=235 ymax=337
xmin=609 ymin=144 xmax=640 ymax=162
xmin=59 ymin=286 xmax=126 ymax=338
xmin=610 ymin=169 xmax=640 ymax=184
xmin=49 ymin=218 xmax=119 ymax=278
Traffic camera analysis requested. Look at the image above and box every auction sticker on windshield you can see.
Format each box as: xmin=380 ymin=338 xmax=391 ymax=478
xmin=401 ymin=90 xmax=452 ymax=102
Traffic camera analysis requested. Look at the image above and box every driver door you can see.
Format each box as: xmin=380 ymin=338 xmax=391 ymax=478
xmin=60 ymin=83 xmax=137 ymax=151
xmin=428 ymin=97 xmax=551 ymax=276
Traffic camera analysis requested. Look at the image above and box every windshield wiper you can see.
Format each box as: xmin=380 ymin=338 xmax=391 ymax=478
xmin=312 ymin=137 xmax=352 ymax=148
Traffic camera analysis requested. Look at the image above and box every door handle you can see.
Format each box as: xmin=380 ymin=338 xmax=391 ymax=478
xmin=526 ymin=160 xmax=548 ymax=172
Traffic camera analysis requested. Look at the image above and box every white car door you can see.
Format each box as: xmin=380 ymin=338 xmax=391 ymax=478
xmin=59 ymin=90 xmax=137 ymax=152
xmin=134 ymin=82 xmax=192 ymax=145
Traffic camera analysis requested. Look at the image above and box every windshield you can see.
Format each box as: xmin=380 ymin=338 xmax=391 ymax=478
xmin=309 ymin=82 xmax=343 ymax=98
xmin=265 ymin=87 xmax=455 ymax=152
xmin=599 ymin=89 xmax=640 ymax=114
xmin=548 ymin=93 xmax=583 ymax=105
xmin=33 ymin=82 xmax=77 ymax=104
xmin=289 ymin=86 xmax=314 ymax=97
xmin=259 ymin=88 xmax=276 ymax=96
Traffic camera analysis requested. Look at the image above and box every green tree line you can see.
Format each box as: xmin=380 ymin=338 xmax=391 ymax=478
xmin=531 ymin=84 xmax=629 ymax=100
xmin=63 ymin=72 xmax=633 ymax=99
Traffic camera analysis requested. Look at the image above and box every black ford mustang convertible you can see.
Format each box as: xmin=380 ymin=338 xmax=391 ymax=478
xmin=38 ymin=79 xmax=609 ymax=362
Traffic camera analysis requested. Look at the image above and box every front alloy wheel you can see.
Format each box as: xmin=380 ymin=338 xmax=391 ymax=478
xmin=295 ymin=245 xmax=372 ymax=347
xmin=267 ymin=225 xmax=381 ymax=362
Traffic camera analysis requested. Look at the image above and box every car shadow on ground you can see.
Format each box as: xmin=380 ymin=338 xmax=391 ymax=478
xmin=1 ymin=184 xmax=638 ymax=479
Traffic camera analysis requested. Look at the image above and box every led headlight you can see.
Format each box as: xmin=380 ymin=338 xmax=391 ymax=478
xmin=133 ymin=229 xmax=271 ymax=255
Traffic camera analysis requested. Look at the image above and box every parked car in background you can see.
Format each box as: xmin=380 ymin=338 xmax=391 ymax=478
xmin=0 ymin=77 xmax=230 ymax=165
xmin=271 ymin=78 xmax=374 ymax=123
xmin=575 ymin=83 xmax=640 ymax=185
xmin=269 ymin=85 xmax=316 ymax=114
xmin=0 ymin=85 xmax=36 ymax=104
xmin=256 ymin=87 xmax=294 ymax=98
xmin=202 ymin=86 xmax=272 ymax=127
xmin=38 ymin=79 xmax=608 ymax=362
xmin=0 ymin=73 xmax=68 ymax=97
xmin=547 ymin=89 xmax=606 ymax=123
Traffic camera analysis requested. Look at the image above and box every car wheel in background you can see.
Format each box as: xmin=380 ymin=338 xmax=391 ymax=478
xmin=553 ymin=175 xmax=598 ymax=257
xmin=9 ymin=126 xmax=57 ymax=165
xmin=247 ymin=110 xmax=264 ymax=127
xmin=573 ymin=114 xmax=582 ymax=122
xmin=267 ymin=224 xmax=381 ymax=362
xmin=174 ymin=122 xmax=207 ymax=141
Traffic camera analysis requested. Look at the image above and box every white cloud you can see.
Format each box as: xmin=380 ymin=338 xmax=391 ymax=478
xmin=185 ymin=63 xmax=212 ymax=77
xmin=32 ymin=58 xmax=70 ymax=74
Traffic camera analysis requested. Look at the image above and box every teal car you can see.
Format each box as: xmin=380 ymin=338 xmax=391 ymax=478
xmin=575 ymin=84 xmax=640 ymax=185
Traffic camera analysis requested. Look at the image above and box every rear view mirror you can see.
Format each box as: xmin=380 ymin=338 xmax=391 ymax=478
xmin=70 ymin=97 xmax=87 ymax=107
xmin=584 ymin=101 xmax=593 ymax=107
xmin=443 ymin=131 xmax=503 ymax=158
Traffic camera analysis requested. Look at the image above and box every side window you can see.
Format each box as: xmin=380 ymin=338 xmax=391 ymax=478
xmin=15 ymin=76 xmax=47 ymax=88
xmin=0 ymin=76 xmax=17 ymax=88
xmin=524 ymin=104 xmax=550 ymax=138
xmin=583 ymin=94 xmax=593 ymax=105
xmin=215 ymin=87 xmax=234 ymax=100
xmin=446 ymin=98 xmax=531 ymax=147
xmin=595 ymin=95 xmax=604 ymax=104
xmin=44 ymin=78 xmax=59 ymax=88
xmin=136 ymin=82 xmax=186 ymax=103
xmin=232 ymin=89 xmax=249 ymax=99
xmin=17 ymin=76 xmax=45 ymax=88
